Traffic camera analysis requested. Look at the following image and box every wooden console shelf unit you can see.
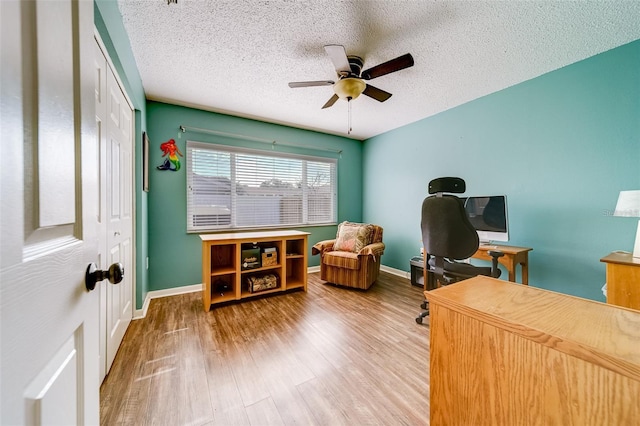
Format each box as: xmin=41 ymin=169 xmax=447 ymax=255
xmin=200 ymin=230 xmax=309 ymax=312
xmin=425 ymin=276 xmax=640 ymax=425
xmin=600 ymin=251 xmax=640 ymax=310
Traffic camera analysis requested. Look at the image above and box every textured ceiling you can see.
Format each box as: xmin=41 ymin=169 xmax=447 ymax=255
xmin=117 ymin=1 xmax=640 ymax=140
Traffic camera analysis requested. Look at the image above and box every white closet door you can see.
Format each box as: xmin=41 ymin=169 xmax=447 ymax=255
xmin=95 ymin=39 xmax=135 ymax=381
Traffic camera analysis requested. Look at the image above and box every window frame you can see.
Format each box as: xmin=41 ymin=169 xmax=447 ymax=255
xmin=186 ymin=140 xmax=338 ymax=233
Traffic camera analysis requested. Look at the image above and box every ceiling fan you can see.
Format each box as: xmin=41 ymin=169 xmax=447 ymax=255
xmin=289 ymin=45 xmax=414 ymax=109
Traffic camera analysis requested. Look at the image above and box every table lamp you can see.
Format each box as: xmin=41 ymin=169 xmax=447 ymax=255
xmin=613 ymin=190 xmax=640 ymax=258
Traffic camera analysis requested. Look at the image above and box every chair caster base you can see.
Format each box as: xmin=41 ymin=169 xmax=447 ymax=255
xmin=416 ymin=308 xmax=429 ymax=324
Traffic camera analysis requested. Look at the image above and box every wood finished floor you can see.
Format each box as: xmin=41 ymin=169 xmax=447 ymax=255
xmin=100 ymin=271 xmax=431 ymax=425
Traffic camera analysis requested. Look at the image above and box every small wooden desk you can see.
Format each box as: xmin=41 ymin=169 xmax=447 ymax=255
xmin=600 ymin=252 xmax=640 ymax=310
xmin=421 ymin=244 xmax=533 ymax=290
xmin=473 ymin=244 xmax=532 ymax=285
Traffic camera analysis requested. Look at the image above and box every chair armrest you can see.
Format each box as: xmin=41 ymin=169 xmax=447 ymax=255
xmin=357 ymin=242 xmax=385 ymax=258
xmin=487 ymin=250 xmax=504 ymax=278
xmin=487 ymin=250 xmax=504 ymax=259
xmin=312 ymin=239 xmax=336 ymax=256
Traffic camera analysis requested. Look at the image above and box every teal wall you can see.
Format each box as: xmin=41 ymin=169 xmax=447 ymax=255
xmin=146 ymin=102 xmax=362 ymax=291
xmin=363 ymin=39 xmax=640 ymax=302
xmin=94 ymin=0 xmax=149 ymax=309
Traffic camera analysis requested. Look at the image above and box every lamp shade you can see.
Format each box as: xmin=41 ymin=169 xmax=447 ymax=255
xmin=613 ymin=190 xmax=640 ymax=217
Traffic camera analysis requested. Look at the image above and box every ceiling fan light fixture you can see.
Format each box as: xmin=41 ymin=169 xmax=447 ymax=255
xmin=334 ymin=77 xmax=366 ymax=100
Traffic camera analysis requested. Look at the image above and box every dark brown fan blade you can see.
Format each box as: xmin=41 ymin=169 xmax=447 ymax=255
xmin=362 ymin=84 xmax=392 ymax=102
xmin=322 ymin=94 xmax=340 ymax=109
xmin=288 ymin=80 xmax=334 ymax=88
xmin=361 ymin=53 xmax=414 ymax=80
xmin=324 ymin=45 xmax=351 ymax=74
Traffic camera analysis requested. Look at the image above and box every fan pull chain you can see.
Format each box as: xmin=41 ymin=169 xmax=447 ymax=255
xmin=347 ymin=97 xmax=352 ymax=135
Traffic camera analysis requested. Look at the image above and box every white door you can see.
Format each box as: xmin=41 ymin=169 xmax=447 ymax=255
xmin=95 ymin=40 xmax=134 ymax=381
xmin=0 ymin=0 xmax=99 ymax=424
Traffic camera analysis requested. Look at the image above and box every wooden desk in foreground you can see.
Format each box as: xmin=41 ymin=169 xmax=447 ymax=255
xmin=473 ymin=244 xmax=532 ymax=284
xmin=425 ymin=277 xmax=640 ymax=425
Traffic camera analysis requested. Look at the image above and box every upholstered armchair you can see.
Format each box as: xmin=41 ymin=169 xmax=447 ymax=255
xmin=312 ymin=222 xmax=385 ymax=290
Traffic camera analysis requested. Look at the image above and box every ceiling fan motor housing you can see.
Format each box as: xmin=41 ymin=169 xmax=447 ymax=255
xmin=347 ymin=55 xmax=364 ymax=76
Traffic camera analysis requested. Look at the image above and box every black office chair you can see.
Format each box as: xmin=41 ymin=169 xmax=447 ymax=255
xmin=415 ymin=177 xmax=503 ymax=324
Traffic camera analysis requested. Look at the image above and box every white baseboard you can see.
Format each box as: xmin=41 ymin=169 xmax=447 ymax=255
xmin=310 ymin=264 xmax=411 ymax=282
xmin=133 ymin=265 xmax=408 ymax=319
xmin=134 ymin=266 xmax=323 ymax=319
xmin=381 ymin=264 xmax=411 ymax=281
xmin=133 ymin=283 xmax=202 ymax=319
xmin=310 ymin=264 xmax=408 ymax=279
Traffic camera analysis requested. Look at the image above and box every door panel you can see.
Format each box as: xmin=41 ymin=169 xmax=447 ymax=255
xmin=1 ymin=0 xmax=99 ymax=424
xmin=36 ymin=0 xmax=76 ymax=227
xmin=24 ymin=334 xmax=80 ymax=425
xmin=110 ymin=139 xmax=121 ymax=216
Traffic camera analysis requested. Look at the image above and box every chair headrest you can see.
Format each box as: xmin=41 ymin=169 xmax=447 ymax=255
xmin=428 ymin=177 xmax=466 ymax=194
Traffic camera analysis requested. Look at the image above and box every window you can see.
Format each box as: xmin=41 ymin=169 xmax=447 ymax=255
xmin=186 ymin=141 xmax=337 ymax=232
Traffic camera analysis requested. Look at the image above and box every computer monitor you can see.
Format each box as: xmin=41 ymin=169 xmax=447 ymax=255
xmin=461 ymin=195 xmax=509 ymax=243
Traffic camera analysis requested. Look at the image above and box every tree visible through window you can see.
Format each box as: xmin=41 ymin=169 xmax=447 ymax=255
xmin=186 ymin=141 xmax=337 ymax=232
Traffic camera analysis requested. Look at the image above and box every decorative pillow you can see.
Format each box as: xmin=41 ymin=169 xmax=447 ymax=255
xmin=333 ymin=221 xmax=374 ymax=253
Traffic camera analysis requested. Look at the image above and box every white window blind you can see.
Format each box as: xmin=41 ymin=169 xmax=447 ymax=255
xmin=186 ymin=141 xmax=337 ymax=232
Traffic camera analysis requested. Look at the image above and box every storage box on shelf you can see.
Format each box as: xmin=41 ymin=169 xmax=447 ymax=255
xmin=240 ymin=243 xmax=261 ymax=270
xmin=261 ymin=246 xmax=278 ymax=267
xmin=244 ymin=273 xmax=279 ymax=293
xmin=200 ymin=230 xmax=309 ymax=311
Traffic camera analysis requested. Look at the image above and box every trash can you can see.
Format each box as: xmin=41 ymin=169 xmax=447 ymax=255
xmin=410 ymin=256 xmax=424 ymax=288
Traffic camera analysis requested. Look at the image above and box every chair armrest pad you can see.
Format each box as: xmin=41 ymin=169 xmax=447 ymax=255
xmin=487 ymin=250 xmax=505 ymax=258
xmin=357 ymin=242 xmax=385 ymax=257
xmin=312 ymin=239 xmax=336 ymax=255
